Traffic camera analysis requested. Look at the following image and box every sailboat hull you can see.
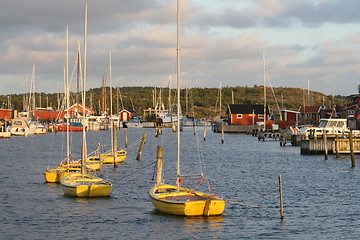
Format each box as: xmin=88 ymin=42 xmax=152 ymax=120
xmin=44 ymin=166 xmax=81 ymax=183
xmin=60 ymin=173 xmax=112 ymax=197
xmin=100 ymin=151 xmax=127 ymax=164
xmin=149 ymin=185 xmax=225 ymax=216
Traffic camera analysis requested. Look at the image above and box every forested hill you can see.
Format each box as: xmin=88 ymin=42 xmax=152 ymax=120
xmin=1 ymin=85 xmax=350 ymax=119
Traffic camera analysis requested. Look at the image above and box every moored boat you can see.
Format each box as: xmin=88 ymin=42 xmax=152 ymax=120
xmin=60 ymin=4 xmax=112 ymax=198
xmin=60 ymin=173 xmax=112 ymax=197
xmin=56 ymin=121 xmax=84 ymax=132
xmin=10 ymin=117 xmax=37 ymax=136
xmin=149 ymin=184 xmax=225 ymax=216
xmin=97 ymin=150 xmax=127 ymax=164
xmin=149 ymin=0 xmax=225 ymax=217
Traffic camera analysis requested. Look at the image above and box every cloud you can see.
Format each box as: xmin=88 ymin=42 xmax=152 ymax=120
xmin=0 ymin=0 xmax=359 ymax=97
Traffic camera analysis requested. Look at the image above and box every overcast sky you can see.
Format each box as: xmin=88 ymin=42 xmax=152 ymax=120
xmin=1 ymin=0 xmax=359 ymax=96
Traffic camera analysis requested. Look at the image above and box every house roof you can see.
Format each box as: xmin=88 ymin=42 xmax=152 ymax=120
xmin=66 ymin=103 xmax=95 ymax=114
xmin=281 ymin=109 xmax=300 ymax=114
xmin=344 ymin=104 xmax=359 ymax=110
xmin=298 ymin=106 xmax=322 ymax=113
xmin=227 ymin=104 xmax=269 ymax=114
xmin=120 ymin=109 xmax=137 ymax=114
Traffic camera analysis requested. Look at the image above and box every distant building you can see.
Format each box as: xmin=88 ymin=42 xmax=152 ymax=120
xmin=226 ymin=104 xmax=270 ymax=127
xmin=66 ymin=103 xmax=95 ymax=117
xmin=119 ymin=109 xmax=138 ymax=121
xmin=0 ymin=109 xmax=12 ymax=120
xmin=33 ymin=104 xmax=95 ymax=121
xmin=281 ymin=109 xmax=300 ymax=123
xmin=344 ymin=94 xmax=360 ymax=130
xmin=298 ymin=106 xmax=323 ymax=125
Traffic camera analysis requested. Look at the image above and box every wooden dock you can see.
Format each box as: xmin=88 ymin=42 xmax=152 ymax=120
xmin=300 ymin=138 xmax=360 ymax=155
xmin=212 ymin=124 xmax=253 ymax=133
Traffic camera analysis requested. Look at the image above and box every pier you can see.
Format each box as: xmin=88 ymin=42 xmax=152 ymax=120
xmin=300 ymin=137 xmax=360 ymax=155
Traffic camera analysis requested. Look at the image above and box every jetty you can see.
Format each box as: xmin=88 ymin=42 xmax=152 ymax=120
xmin=300 ymin=134 xmax=360 ymax=155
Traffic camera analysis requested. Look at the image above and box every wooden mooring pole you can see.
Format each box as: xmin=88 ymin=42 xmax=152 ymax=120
xmin=335 ymin=134 xmax=340 ymax=159
xmin=323 ymin=130 xmax=328 ymax=160
xmin=203 ymin=120 xmax=207 ymax=141
xmin=155 ymin=145 xmax=163 ymax=185
xmin=221 ymin=124 xmax=224 ymax=144
xmin=279 ymin=175 xmax=284 ymax=220
xmin=125 ymin=129 xmax=129 ymax=148
xmin=136 ymin=132 xmax=147 ymax=161
xmin=349 ymin=130 xmax=355 ymax=168
xmin=113 ymin=122 xmax=118 ymax=168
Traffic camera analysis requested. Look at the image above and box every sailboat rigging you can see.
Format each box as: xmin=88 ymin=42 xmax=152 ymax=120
xmin=148 ymin=0 xmax=225 ymax=216
xmin=60 ymin=4 xmax=112 ymax=197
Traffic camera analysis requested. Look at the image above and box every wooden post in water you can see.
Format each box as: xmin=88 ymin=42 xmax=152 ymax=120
xmin=136 ymin=132 xmax=147 ymax=161
xmin=113 ymin=122 xmax=118 ymax=168
xmin=203 ymin=120 xmax=207 ymax=141
xmin=155 ymin=145 xmax=163 ymax=185
xmin=125 ymin=129 xmax=129 ymax=148
xmin=279 ymin=175 xmax=284 ymax=220
xmin=323 ymin=130 xmax=328 ymax=160
xmin=221 ymin=124 xmax=224 ymax=144
xmin=349 ymin=130 xmax=355 ymax=167
xmin=97 ymin=141 xmax=103 ymax=173
xmin=335 ymin=134 xmax=340 ymax=159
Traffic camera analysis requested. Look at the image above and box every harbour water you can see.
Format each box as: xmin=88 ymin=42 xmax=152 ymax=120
xmin=1 ymin=127 xmax=360 ymax=239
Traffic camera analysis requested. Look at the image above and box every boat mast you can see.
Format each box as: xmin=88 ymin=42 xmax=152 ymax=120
xmin=219 ymin=81 xmax=222 ymax=118
xmin=65 ymin=25 xmax=70 ymax=164
xmin=168 ymin=75 xmax=172 ymax=114
xmin=81 ymin=3 xmax=88 ymax=176
xmin=176 ymin=0 xmax=181 ymax=189
xmin=109 ymin=50 xmax=113 ymax=117
xmin=263 ymin=51 xmax=266 ymax=131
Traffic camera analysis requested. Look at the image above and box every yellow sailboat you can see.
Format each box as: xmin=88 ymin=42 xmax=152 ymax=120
xmin=99 ymin=150 xmax=127 ymax=164
xmin=61 ymin=173 xmax=112 ymax=197
xmin=44 ymin=26 xmax=81 ymax=183
xmin=44 ymin=26 xmax=101 ymax=183
xmin=149 ymin=0 xmax=225 ymax=216
xmin=60 ymin=4 xmax=112 ymax=197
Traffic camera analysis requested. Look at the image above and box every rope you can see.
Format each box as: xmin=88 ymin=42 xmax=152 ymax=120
xmin=226 ymin=200 xmax=280 ymax=212
xmin=124 ymin=136 xmax=143 ymax=150
xmin=112 ymin=161 xmax=156 ymax=183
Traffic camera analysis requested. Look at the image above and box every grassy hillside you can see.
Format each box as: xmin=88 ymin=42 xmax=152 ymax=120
xmin=0 ymin=85 xmax=350 ymax=119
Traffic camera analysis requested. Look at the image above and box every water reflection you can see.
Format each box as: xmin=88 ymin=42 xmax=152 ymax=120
xmin=150 ymin=211 xmax=226 ymax=238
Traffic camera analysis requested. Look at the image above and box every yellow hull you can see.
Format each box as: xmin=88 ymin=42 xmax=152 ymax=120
xmin=60 ymin=159 xmax=102 ymax=171
xmin=100 ymin=150 xmax=127 ymax=164
xmin=60 ymin=173 xmax=112 ymax=197
xmin=44 ymin=166 xmax=81 ymax=183
xmin=149 ymin=184 xmax=225 ymax=216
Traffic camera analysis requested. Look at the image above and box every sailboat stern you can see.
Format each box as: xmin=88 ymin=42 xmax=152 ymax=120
xmin=60 ymin=173 xmax=112 ymax=197
xmin=149 ymin=185 xmax=225 ymax=216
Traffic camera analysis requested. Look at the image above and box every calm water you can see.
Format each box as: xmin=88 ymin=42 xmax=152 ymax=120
xmin=1 ymin=126 xmax=360 ymax=239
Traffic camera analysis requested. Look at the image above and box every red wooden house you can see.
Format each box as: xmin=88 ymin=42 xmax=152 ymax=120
xmin=226 ymin=104 xmax=270 ymax=127
xmin=33 ymin=104 xmax=95 ymax=121
xmin=33 ymin=109 xmax=62 ymax=121
xmin=298 ymin=106 xmax=323 ymax=124
xmin=119 ymin=109 xmax=137 ymax=121
xmin=66 ymin=103 xmax=95 ymax=117
xmin=0 ymin=109 xmax=12 ymax=120
xmin=344 ymin=94 xmax=360 ymax=129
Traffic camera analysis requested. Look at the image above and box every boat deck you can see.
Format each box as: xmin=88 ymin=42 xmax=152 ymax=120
xmin=160 ymin=194 xmax=213 ymax=202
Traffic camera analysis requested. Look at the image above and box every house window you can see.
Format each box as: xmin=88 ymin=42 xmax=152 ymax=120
xmin=236 ymin=114 xmax=242 ymax=119
xmin=258 ymin=114 xmax=264 ymax=119
xmin=348 ymin=110 xmax=355 ymax=115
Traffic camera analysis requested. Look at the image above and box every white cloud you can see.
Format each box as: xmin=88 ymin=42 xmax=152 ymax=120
xmin=0 ymin=0 xmax=359 ymax=97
